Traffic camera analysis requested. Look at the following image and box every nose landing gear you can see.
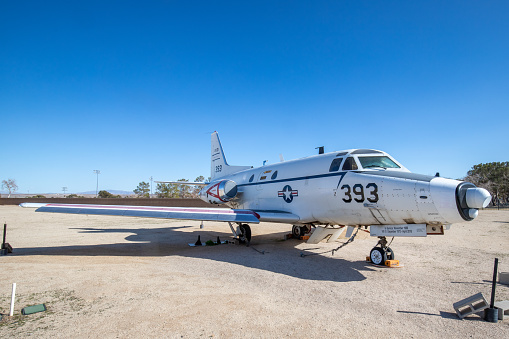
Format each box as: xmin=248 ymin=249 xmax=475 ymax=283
xmin=228 ymin=222 xmax=252 ymax=245
xmin=369 ymin=236 xmax=395 ymax=265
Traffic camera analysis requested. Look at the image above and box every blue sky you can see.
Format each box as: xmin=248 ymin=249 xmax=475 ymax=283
xmin=1 ymin=1 xmax=508 ymax=194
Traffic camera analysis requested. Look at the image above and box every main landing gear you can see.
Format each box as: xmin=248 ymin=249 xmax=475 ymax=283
xmin=369 ymin=236 xmax=395 ymax=265
xmin=292 ymin=225 xmax=312 ymax=239
xmin=228 ymin=222 xmax=251 ymax=245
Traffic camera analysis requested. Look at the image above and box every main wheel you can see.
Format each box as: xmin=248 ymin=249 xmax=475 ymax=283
xmin=238 ymin=224 xmax=252 ymax=245
xmin=292 ymin=225 xmax=304 ymax=239
xmin=370 ymin=247 xmax=387 ymax=265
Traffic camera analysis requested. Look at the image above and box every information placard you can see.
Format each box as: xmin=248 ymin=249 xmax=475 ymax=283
xmin=370 ymin=224 xmax=427 ymax=237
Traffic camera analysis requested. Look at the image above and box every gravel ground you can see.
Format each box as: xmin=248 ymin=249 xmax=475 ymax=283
xmin=0 ymin=206 xmax=508 ymax=338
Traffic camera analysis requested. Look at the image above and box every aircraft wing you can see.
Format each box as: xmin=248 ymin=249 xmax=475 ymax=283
xmin=30 ymin=203 xmax=261 ymax=224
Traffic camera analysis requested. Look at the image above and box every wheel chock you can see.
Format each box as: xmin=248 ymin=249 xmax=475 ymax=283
xmin=453 ymin=292 xmax=489 ymax=319
xmin=300 ymin=236 xmax=310 ymax=240
xmin=385 ymin=260 xmax=400 ymax=268
xmin=366 ymin=257 xmax=403 ymax=268
xmin=22 ymin=304 xmax=47 ymax=315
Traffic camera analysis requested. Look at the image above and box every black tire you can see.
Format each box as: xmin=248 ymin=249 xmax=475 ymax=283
xmin=238 ymin=224 xmax=252 ymax=245
xmin=370 ymin=247 xmax=387 ymax=265
xmin=292 ymin=225 xmax=304 ymax=239
xmin=385 ymin=247 xmax=395 ymax=260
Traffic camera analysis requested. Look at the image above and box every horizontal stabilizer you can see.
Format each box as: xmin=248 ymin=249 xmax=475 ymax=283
xmin=35 ymin=203 xmax=260 ymax=224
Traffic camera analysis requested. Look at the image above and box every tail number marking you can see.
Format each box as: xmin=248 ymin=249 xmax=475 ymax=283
xmin=215 ymin=165 xmax=222 ymax=173
xmin=341 ymin=183 xmax=378 ymax=203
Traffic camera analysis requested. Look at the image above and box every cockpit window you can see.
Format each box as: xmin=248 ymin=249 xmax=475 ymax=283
xmin=329 ymin=158 xmax=343 ymax=172
xmin=249 ymin=174 xmax=254 ymax=182
xmin=358 ymin=156 xmax=400 ymax=169
xmin=351 ymin=149 xmax=383 ymax=154
xmin=342 ymin=157 xmax=358 ymax=171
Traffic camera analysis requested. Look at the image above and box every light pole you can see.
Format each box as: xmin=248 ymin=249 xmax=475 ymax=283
xmin=93 ymin=170 xmax=100 ymax=197
xmin=149 ymin=176 xmax=153 ymax=197
xmin=62 ymin=187 xmax=67 ymax=197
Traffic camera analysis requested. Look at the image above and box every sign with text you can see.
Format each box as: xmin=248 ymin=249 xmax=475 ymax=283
xmin=370 ymin=224 xmax=427 ymax=237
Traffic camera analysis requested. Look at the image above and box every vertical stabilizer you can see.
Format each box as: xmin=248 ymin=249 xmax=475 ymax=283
xmin=211 ymin=132 xmax=251 ymax=180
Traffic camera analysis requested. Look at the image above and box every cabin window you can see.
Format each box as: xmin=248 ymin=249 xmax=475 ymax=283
xmin=342 ymin=157 xmax=358 ymax=171
xmin=329 ymin=158 xmax=343 ymax=172
xmin=358 ymin=156 xmax=400 ymax=169
xmin=249 ymin=174 xmax=255 ymax=182
xmin=271 ymin=171 xmax=278 ymax=179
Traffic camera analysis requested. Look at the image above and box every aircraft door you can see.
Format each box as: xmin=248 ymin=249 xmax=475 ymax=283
xmin=415 ymin=181 xmax=442 ymax=224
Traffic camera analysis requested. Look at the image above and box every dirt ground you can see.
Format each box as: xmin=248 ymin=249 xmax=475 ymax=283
xmin=0 ymin=206 xmax=508 ymax=338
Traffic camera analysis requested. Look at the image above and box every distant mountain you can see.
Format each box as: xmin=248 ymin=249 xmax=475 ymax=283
xmin=78 ymin=190 xmax=134 ymax=195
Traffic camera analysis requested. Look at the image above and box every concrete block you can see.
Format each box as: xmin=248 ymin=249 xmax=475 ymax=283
xmin=494 ymin=300 xmax=509 ymax=320
xmin=499 ymin=272 xmax=509 ymax=285
xmin=453 ymin=292 xmax=489 ymax=319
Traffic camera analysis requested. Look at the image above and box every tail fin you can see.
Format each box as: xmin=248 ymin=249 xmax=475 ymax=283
xmin=211 ymin=132 xmax=251 ymax=180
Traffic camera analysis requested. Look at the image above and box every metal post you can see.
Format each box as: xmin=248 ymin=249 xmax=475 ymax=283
xmin=9 ymin=283 xmax=16 ymax=316
xmin=2 ymin=224 xmax=6 ymax=249
xmin=94 ymin=170 xmax=100 ymax=198
xmin=490 ymin=258 xmax=498 ymax=308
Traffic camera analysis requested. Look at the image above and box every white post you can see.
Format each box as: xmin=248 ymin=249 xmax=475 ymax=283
xmin=9 ymin=283 xmax=16 ymax=316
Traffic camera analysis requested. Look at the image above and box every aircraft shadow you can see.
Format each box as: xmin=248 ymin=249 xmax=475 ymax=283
xmin=14 ymin=225 xmax=373 ymax=282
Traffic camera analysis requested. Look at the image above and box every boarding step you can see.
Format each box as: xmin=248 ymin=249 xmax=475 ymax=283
xmin=453 ymin=292 xmax=489 ymax=319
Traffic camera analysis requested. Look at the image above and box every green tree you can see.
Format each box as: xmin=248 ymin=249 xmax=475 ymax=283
xmin=464 ymin=162 xmax=509 ymax=205
xmin=2 ymin=178 xmax=18 ymax=198
xmin=134 ymin=181 xmax=150 ymax=198
xmin=155 ymin=183 xmax=179 ymax=198
xmin=98 ymin=190 xmax=121 ymax=198
xmin=177 ymin=178 xmax=191 ymax=198
xmin=193 ymin=175 xmax=206 ymax=198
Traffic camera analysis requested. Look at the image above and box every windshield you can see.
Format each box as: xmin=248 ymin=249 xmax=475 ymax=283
xmin=358 ymin=156 xmax=400 ymax=169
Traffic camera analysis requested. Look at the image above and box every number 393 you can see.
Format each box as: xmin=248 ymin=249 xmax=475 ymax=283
xmin=341 ymin=183 xmax=378 ymax=203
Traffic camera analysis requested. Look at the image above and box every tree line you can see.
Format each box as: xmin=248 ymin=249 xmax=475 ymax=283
xmin=133 ymin=176 xmax=208 ymax=198
xmin=463 ymin=162 xmax=508 ymax=206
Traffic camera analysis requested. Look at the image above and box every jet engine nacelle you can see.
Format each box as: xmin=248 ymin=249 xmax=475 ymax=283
xmin=199 ymin=180 xmax=238 ymax=204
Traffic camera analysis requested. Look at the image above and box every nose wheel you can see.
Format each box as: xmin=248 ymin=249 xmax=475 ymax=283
xmin=369 ymin=237 xmax=395 ymax=265
xmin=229 ymin=222 xmax=252 ymax=246
xmin=238 ymin=224 xmax=252 ymax=245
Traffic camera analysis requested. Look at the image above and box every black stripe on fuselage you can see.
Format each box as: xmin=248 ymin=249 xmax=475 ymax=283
xmin=237 ymin=170 xmax=434 ymax=188
xmin=238 ymin=171 xmax=349 ymax=187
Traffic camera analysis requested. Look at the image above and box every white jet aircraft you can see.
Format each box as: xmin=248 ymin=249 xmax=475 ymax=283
xmin=24 ymin=132 xmax=491 ymax=265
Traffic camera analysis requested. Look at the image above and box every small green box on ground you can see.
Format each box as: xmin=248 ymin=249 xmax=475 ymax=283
xmin=21 ymin=304 xmax=47 ymax=315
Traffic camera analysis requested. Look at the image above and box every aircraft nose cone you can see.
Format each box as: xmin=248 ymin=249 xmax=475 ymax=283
xmin=465 ymin=187 xmax=491 ymax=209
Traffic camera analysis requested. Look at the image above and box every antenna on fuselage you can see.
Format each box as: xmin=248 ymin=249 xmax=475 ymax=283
xmin=316 ymin=146 xmax=324 ymax=154
xmin=279 ymin=154 xmax=284 ymax=162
